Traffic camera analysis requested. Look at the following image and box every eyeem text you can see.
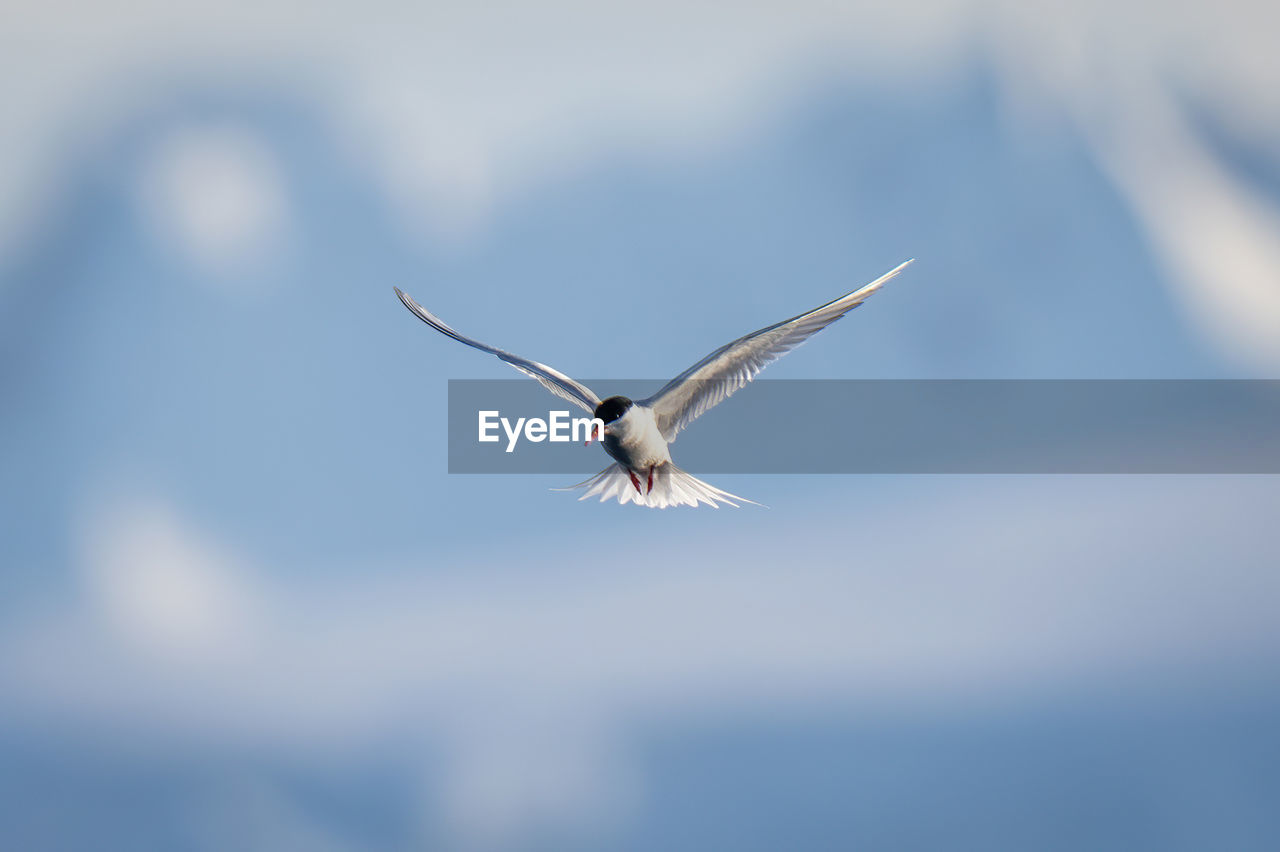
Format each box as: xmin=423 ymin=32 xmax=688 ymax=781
xmin=478 ymin=410 xmax=605 ymax=453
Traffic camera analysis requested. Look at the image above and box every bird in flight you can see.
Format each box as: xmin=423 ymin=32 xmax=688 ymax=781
xmin=395 ymin=259 xmax=911 ymax=508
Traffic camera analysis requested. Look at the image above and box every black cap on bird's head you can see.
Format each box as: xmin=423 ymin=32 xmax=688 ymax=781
xmin=594 ymin=396 xmax=633 ymax=424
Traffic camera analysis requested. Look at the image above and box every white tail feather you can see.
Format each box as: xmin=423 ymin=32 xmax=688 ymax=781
xmin=554 ymin=463 xmax=760 ymax=509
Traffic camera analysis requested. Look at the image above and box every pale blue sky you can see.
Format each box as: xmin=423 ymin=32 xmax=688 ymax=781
xmin=2 ymin=4 xmax=1279 ymax=849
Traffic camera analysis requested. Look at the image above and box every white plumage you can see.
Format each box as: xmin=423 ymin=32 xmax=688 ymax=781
xmin=561 ymin=463 xmax=758 ymax=509
xmin=395 ymin=259 xmax=911 ymax=508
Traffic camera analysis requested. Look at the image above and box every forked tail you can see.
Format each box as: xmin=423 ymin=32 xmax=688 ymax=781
xmin=554 ymin=462 xmax=760 ymax=509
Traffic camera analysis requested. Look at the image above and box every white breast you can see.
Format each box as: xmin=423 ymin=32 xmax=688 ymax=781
xmin=603 ymin=405 xmax=672 ymax=469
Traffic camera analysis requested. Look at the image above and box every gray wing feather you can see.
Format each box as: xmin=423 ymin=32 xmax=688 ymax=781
xmin=641 ymin=260 xmax=912 ymax=441
xmin=394 ymin=288 xmax=601 ymax=414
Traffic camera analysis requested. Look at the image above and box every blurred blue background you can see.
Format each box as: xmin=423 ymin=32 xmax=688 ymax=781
xmin=2 ymin=1 xmax=1279 ymax=849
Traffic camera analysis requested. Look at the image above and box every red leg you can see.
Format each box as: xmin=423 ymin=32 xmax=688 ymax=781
xmin=628 ymin=470 xmax=642 ymax=493
xmin=646 ymin=466 xmax=655 ymax=494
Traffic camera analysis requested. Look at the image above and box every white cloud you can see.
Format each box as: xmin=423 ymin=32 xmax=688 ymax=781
xmin=3 ymin=1 xmax=1278 ymax=363
xmin=78 ymin=494 xmax=262 ymax=661
xmin=982 ymin=0 xmax=1280 ymax=371
xmin=139 ymin=124 xmax=290 ymax=278
xmin=436 ymin=717 xmax=637 ymax=851
xmin=2 ymin=478 xmax=1278 ymax=844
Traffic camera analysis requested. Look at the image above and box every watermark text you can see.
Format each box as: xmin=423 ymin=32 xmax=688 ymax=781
xmin=478 ymin=410 xmax=605 ymax=453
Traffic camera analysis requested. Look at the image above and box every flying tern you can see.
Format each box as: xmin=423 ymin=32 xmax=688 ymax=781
xmin=395 ymin=259 xmax=911 ymax=508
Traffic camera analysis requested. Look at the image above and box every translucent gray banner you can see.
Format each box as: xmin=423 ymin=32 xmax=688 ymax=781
xmin=446 ymin=380 xmax=1280 ymax=473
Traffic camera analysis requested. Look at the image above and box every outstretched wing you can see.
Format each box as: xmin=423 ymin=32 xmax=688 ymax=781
xmin=394 ymin=288 xmax=601 ymax=414
xmin=641 ymin=259 xmax=912 ymax=441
